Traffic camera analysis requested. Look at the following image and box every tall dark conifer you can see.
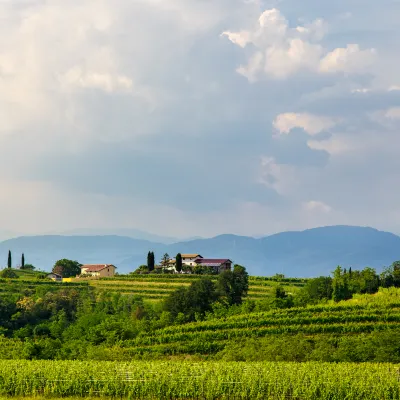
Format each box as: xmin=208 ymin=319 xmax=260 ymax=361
xmin=147 ymin=251 xmax=155 ymax=271
xmin=21 ymin=253 xmax=25 ymax=268
xmin=7 ymin=250 xmax=12 ymax=269
xmin=175 ymin=253 xmax=183 ymax=273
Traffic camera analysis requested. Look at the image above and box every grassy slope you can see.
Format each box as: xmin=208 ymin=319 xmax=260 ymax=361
xmin=9 ymin=268 xmax=46 ymax=279
xmin=119 ymin=287 xmax=400 ymax=356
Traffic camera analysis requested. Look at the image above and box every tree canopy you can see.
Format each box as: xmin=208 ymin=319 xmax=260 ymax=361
xmin=52 ymin=259 xmax=81 ymax=278
xmin=217 ymin=264 xmax=249 ymax=305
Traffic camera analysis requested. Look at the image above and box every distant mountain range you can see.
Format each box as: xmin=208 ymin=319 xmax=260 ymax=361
xmin=1 ymin=225 xmax=399 ymax=277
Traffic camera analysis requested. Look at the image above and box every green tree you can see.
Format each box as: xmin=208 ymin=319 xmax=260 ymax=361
xmin=52 ymin=259 xmax=81 ymax=278
xmin=147 ymin=251 xmax=155 ymax=272
xmin=133 ymin=265 xmax=149 ymax=274
xmin=20 ymin=264 xmax=35 ymax=271
xmin=381 ymin=261 xmax=400 ymax=288
xmin=160 ymin=253 xmax=170 ymax=269
xmin=163 ymin=278 xmax=217 ymax=321
xmin=274 ymin=285 xmax=287 ymax=299
xmin=332 ymin=266 xmax=352 ymax=302
xmin=7 ymin=250 xmax=11 ymax=269
xmin=217 ymin=264 xmax=249 ymax=305
xmin=21 ymin=253 xmax=25 ymax=268
xmin=295 ymin=277 xmax=333 ymax=306
xmin=175 ymin=253 xmax=183 ymax=273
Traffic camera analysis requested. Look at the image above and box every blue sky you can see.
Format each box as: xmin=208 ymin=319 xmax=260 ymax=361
xmin=0 ymin=0 xmax=400 ymax=238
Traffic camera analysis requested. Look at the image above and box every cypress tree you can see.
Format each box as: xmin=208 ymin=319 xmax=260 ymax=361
xmin=147 ymin=251 xmax=151 ymax=271
xmin=148 ymin=251 xmax=155 ymax=272
xmin=21 ymin=253 xmax=25 ymax=268
xmin=7 ymin=250 xmax=11 ymax=269
xmin=176 ymin=253 xmax=183 ymax=273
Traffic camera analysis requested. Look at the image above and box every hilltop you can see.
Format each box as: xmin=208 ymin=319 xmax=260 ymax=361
xmin=1 ymin=225 xmax=399 ymax=276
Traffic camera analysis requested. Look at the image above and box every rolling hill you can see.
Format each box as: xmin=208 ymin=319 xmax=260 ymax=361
xmin=0 ymin=225 xmax=399 ymax=276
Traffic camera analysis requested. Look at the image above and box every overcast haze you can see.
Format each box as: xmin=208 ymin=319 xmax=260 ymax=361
xmin=1 ymin=0 xmax=400 ymax=239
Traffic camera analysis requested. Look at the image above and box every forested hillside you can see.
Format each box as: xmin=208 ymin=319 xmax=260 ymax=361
xmin=1 ymin=261 xmax=400 ymax=362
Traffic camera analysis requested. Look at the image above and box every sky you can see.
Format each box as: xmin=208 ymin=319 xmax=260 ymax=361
xmin=1 ymin=0 xmax=400 ymax=239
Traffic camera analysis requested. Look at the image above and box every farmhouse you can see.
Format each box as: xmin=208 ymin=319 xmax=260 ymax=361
xmin=194 ymin=258 xmax=232 ymax=273
xmin=80 ymin=264 xmax=116 ymax=277
xmin=181 ymin=254 xmax=203 ymax=266
xmin=47 ymin=273 xmax=62 ymax=282
xmin=156 ymin=253 xmax=233 ymax=274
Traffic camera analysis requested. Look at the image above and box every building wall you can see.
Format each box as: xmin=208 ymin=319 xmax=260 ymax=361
xmin=182 ymin=257 xmax=199 ymax=266
xmin=81 ymin=265 xmax=116 ymax=277
xmin=220 ymin=262 xmax=232 ymax=271
xmin=98 ymin=266 xmax=116 ymax=277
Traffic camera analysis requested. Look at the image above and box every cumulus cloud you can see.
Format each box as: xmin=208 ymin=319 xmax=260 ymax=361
xmin=0 ymin=0 xmax=400 ymax=238
xmin=222 ymin=8 xmax=376 ymax=80
xmin=319 ymin=44 xmax=376 ymax=74
xmin=273 ymin=113 xmax=338 ymax=135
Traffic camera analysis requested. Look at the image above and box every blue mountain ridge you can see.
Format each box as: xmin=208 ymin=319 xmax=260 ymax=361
xmin=0 ymin=225 xmax=399 ymax=277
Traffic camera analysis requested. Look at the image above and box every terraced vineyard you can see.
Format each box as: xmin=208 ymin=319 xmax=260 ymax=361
xmin=0 ymin=278 xmax=90 ymax=299
xmin=84 ymin=274 xmax=306 ymax=301
xmin=115 ymin=288 xmax=400 ymax=356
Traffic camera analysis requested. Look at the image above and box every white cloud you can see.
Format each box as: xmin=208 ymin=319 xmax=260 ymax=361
xmin=222 ymin=9 xmax=375 ymax=80
xmin=307 ymin=136 xmax=351 ymax=155
xmin=319 ymin=44 xmax=376 ymax=74
xmin=0 ymin=0 xmax=400 ymax=239
xmin=385 ymin=107 xmax=400 ymax=119
xmin=62 ymin=67 xmax=133 ymax=93
xmin=259 ymin=157 xmax=297 ymax=195
xmin=303 ymin=200 xmax=332 ymax=213
xmin=273 ymin=113 xmax=338 ymax=135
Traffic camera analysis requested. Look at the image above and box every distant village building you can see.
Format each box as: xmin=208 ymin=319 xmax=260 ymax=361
xmin=160 ymin=255 xmax=232 ymax=274
xmin=181 ymin=254 xmax=203 ymax=266
xmin=47 ymin=273 xmax=63 ymax=282
xmin=80 ymin=264 xmax=116 ymax=278
xmin=194 ymin=258 xmax=232 ymax=273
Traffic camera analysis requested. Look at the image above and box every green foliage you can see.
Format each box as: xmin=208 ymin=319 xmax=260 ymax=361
xmin=332 ymin=266 xmax=352 ymax=302
xmin=0 ymin=269 xmax=18 ymax=279
xmin=21 ymin=253 xmax=25 ymax=268
xmin=381 ymin=260 xmax=400 ymax=288
xmin=295 ymin=276 xmax=333 ymax=306
xmin=217 ymin=265 xmax=249 ymax=305
xmin=175 ymin=253 xmax=182 ymax=273
xmin=52 ymin=259 xmax=81 ymax=278
xmin=274 ymin=285 xmax=287 ymax=299
xmin=160 ymin=253 xmax=170 ymax=268
xmin=134 ymin=265 xmax=149 ymax=274
xmin=217 ymin=330 xmax=400 ymax=363
xmin=147 ymin=251 xmax=155 ymax=272
xmin=2 ymin=360 xmax=400 ymax=399
xmin=20 ymin=263 xmax=35 ymax=270
xmin=7 ymin=250 xmax=12 ymax=269
xmin=163 ymin=278 xmax=217 ymax=322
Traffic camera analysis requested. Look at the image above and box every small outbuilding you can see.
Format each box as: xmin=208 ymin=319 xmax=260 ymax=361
xmin=47 ymin=273 xmax=63 ymax=282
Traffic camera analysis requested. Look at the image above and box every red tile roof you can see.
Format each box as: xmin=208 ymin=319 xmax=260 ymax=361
xmin=81 ymin=264 xmax=116 ymax=272
xmin=194 ymin=259 xmax=232 ymax=265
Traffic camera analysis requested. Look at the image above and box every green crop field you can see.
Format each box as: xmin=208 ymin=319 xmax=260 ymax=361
xmin=0 ymin=360 xmax=399 ymax=400
xmin=83 ymin=274 xmax=306 ymax=301
xmin=0 ymin=274 xmax=305 ymax=302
